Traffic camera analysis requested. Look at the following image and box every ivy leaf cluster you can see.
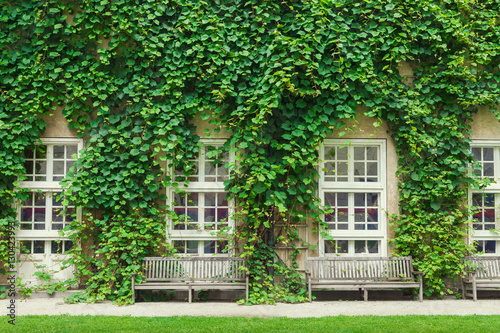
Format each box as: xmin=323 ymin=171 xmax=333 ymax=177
xmin=1 ymin=0 xmax=500 ymax=301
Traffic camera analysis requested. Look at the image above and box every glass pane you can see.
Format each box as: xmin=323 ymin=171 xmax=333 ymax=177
xmin=36 ymin=146 xmax=46 ymax=159
xmin=205 ymin=208 xmax=216 ymax=222
xmin=337 ymin=162 xmax=348 ymax=177
xmin=367 ymin=162 xmax=378 ymax=176
xmin=484 ymin=148 xmax=494 ymax=161
xmin=205 ymin=162 xmax=215 ymax=176
xmin=367 ymin=241 xmax=379 ymax=253
xmin=187 ymin=193 xmax=198 ymax=206
xmin=52 ymin=223 xmax=63 ymax=230
xmin=173 ymin=193 xmax=184 ymax=205
xmin=367 ymin=193 xmax=378 ymax=206
xmin=337 ymin=147 xmax=347 ymax=160
xmin=66 ymin=145 xmax=78 ymax=158
xmin=24 ymin=160 xmax=33 ymax=175
xmin=187 ymin=208 xmax=198 ymax=222
xmin=53 ymin=161 xmax=65 ymax=175
xmin=33 ymin=240 xmax=45 ymax=254
xmin=217 ymin=241 xmax=228 ymax=253
xmin=217 ymin=208 xmax=228 ymax=223
xmin=52 ymin=208 xmax=63 ymax=222
xmin=52 ymin=192 xmax=63 ymax=206
xmin=66 ymin=161 xmax=75 ymax=174
xmin=21 ymin=208 xmax=32 ymax=222
xmin=485 ymin=240 xmax=496 ymax=254
xmin=337 ymin=193 xmax=348 ymax=206
xmin=186 ymin=241 xmax=198 ymax=254
xmin=66 ymin=207 xmax=75 ymax=222
xmin=205 ymin=193 xmax=216 ymax=206
xmin=366 ymin=147 xmax=377 ymax=160
xmin=218 ymin=192 xmax=228 ymax=206
xmin=355 ymin=193 xmax=365 ymax=206
xmin=337 ymin=240 xmax=348 ymax=253
xmin=354 ymin=162 xmax=365 ymax=179
xmin=324 ymin=241 xmax=334 ymax=253
xmin=53 ymin=146 xmax=65 ymax=159
xmin=35 ymin=159 xmax=47 ymax=174
xmin=65 ymin=241 xmax=74 ymax=252
xmin=34 ymin=208 xmax=46 ymax=222
xmin=354 ymin=240 xmax=365 ymax=253
xmin=24 ymin=148 xmax=34 ymax=159
xmin=354 ymin=147 xmax=364 ymax=160
xmin=367 ymin=208 xmax=378 ymax=222
xmin=324 ymin=192 xmax=335 ymax=207
xmin=484 ymin=163 xmax=494 ymax=177
xmin=472 ymin=148 xmax=481 ymax=161
xmin=484 ymin=194 xmax=495 ymax=207
xmin=338 ymin=208 xmax=348 ymax=222
xmin=354 ymin=208 xmax=366 ymax=222
xmin=204 ymin=241 xmax=216 ymax=254
xmin=174 ymin=241 xmax=185 ymax=253
xmin=51 ymin=241 xmax=63 ymax=254
xmin=20 ymin=241 xmax=31 ymax=254
xmin=34 ymin=193 xmax=45 ymax=206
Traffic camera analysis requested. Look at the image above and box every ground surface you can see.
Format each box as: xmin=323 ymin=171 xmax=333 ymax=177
xmin=2 ymin=297 xmax=500 ymax=317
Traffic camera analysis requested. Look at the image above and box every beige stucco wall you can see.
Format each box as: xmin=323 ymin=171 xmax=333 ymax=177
xmin=470 ymin=106 xmax=500 ymax=140
xmin=41 ymin=106 xmax=78 ymax=138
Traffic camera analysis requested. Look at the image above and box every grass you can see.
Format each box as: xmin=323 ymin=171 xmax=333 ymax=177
xmin=2 ymin=315 xmax=500 ymax=332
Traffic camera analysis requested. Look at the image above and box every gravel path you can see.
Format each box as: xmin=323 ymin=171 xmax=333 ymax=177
xmin=3 ymin=298 xmax=500 ymax=317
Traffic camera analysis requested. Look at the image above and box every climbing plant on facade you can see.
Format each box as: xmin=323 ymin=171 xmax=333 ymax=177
xmin=1 ymin=0 xmax=500 ymax=303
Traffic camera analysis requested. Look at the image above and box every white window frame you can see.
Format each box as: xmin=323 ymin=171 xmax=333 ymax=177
xmin=319 ymin=139 xmax=387 ymax=257
xmin=469 ymin=141 xmax=500 ymax=256
xmin=16 ymin=138 xmax=82 ymax=241
xmin=167 ymin=139 xmax=234 ymax=256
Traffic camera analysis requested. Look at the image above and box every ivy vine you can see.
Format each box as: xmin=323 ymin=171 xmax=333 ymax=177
xmin=1 ymin=0 xmax=500 ymax=303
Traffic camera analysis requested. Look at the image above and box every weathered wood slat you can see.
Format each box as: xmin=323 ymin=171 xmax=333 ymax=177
xmin=462 ymin=256 xmax=500 ymax=301
xmin=132 ymin=257 xmax=249 ymax=303
xmin=305 ymin=256 xmax=423 ymax=302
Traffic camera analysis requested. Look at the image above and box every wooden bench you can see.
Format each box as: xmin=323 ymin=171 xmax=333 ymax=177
xmin=131 ymin=257 xmax=249 ymax=303
xmin=305 ymin=256 xmax=423 ymax=302
xmin=462 ymin=256 xmax=500 ymax=301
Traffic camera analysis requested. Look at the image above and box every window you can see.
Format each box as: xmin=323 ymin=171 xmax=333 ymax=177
xmin=470 ymin=143 xmax=500 ymax=255
xmin=168 ymin=140 xmax=232 ymax=256
xmin=16 ymin=138 xmax=82 ymax=283
xmin=319 ymin=139 xmax=386 ymax=256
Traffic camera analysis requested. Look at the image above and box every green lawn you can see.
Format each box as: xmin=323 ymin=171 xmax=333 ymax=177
xmin=2 ymin=315 xmax=499 ymax=333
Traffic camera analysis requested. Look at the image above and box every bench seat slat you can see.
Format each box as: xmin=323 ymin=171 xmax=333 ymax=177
xmin=305 ymin=256 xmax=423 ymax=302
xmin=132 ymin=257 xmax=248 ymax=303
xmin=462 ymin=256 xmax=500 ymax=301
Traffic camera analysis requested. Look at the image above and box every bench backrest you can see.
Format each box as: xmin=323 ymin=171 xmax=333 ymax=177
xmin=464 ymin=256 xmax=500 ymax=279
xmin=306 ymin=256 xmax=415 ymax=281
xmin=142 ymin=257 xmax=246 ymax=282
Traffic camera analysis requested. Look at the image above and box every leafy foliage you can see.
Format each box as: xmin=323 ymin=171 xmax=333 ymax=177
xmin=1 ymin=0 xmax=500 ymax=301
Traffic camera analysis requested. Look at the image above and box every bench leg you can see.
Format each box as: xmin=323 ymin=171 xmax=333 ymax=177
xmin=472 ymin=278 xmax=477 ymax=302
xmin=461 ymin=280 xmax=466 ymax=300
xmin=363 ymin=288 xmax=368 ymax=301
xmin=308 ymin=279 xmax=312 ymax=302
xmin=131 ymin=276 xmax=135 ymax=304
xmin=188 ymin=285 xmax=192 ymax=303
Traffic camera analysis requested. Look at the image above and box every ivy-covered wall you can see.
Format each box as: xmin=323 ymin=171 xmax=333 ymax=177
xmin=1 ymin=0 xmax=500 ymax=303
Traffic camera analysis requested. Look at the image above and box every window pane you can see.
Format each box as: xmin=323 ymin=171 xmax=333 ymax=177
xmin=33 ymin=240 xmax=45 ymax=254
xmin=186 ymin=241 xmax=198 ymax=254
xmin=204 ymin=241 xmax=216 ymax=254
xmin=51 ymin=241 xmax=63 ymax=254
xmin=54 ymin=145 xmax=65 ymax=159
xmin=484 ymin=148 xmax=494 ymax=161
xmin=20 ymin=241 xmax=31 ymax=254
